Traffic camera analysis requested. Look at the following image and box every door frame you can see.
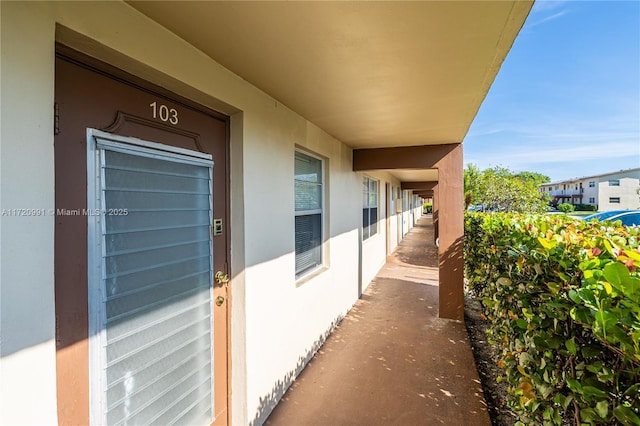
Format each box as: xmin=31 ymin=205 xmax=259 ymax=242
xmin=385 ymin=182 xmax=391 ymax=255
xmin=54 ymin=44 xmax=232 ymax=425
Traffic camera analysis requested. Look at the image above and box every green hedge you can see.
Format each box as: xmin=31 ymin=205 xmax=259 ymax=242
xmin=558 ymin=203 xmax=576 ymax=213
xmin=465 ymin=212 xmax=640 ymax=425
xmin=574 ymin=203 xmax=598 ymax=212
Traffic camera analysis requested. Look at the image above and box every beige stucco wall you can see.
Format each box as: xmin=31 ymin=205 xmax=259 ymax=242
xmin=388 ymin=185 xmax=400 ymax=254
xmin=402 ymin=190 xmax=413 ymax=237
xmin=0 ymin=3 xmax=58 ymax=424
xmin=598 ymin=176 xmax=640 ymax=211
xmin=359 ymin=171 xmax=402 ymax=291
xmin=0 ymin=2 xmax=405 ymax=425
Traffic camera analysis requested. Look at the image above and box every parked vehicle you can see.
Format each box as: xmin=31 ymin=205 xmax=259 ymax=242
xmin=607 ymin=211 xmax=640 ymax=226
xmin=582 ymin=210 xmax=631 ymax=221
xmin=583 ymin=210 xmax=640 ymax=226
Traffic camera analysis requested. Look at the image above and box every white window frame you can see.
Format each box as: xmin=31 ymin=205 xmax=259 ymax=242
xmin=589 ymin=181 xmax=595 ymax=188
xmin=362 ymin=176 xmax=379 ymax=241
xmin=609 ymin=197 xmax=621 ymax=203
xmin=86 ymin=129 xmax=215 ymax=425
xmin=609 ymin=179 xmax=620 ymax=186
xmin=294 ymin=149 xmax=325 ymax=279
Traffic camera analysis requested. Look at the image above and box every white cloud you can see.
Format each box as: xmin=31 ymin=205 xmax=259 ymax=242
xmin=531 ymin=0 xmax=569 ymax=14
xmin=503 ymin=141 xmax=638 ymax=164
xmin=527 ymin=10 xmax=569 ymax=29
xmin=465 ymin=137 xmax=639 ymax=181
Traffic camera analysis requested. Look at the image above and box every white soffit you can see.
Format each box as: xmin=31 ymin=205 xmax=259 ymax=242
xmin=128 ymin=1 xmax=533 ymax=149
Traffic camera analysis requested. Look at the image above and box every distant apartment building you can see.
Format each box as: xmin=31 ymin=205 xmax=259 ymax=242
xmin=539 ymin=168 xmax=640 ymax=211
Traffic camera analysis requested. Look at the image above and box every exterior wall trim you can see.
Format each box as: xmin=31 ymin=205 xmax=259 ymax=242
xmin=54 ymin=45 xmax=233 ymax=425
xmin=353 ymin=144 xmax=459 ymax=171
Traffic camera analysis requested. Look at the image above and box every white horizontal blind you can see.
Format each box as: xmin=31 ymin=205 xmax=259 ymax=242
xmin=294 ymin=152 xmax=322 ymax=276
xmin=294 ymin=214 xmax=322 ymax=275
xmin=90 ymin=133 xmax=214 ymax=426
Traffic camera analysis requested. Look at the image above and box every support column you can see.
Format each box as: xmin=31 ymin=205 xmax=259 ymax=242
xmin=434 ymin=145 xmax=463 ymax=320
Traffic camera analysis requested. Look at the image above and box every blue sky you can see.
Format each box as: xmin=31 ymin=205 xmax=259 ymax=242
xmin=464 ymin=0 xmax=640 ymax=183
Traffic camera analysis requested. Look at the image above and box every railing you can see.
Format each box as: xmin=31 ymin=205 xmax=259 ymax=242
xmin=547 ymin=189 xmax=583 ymax=196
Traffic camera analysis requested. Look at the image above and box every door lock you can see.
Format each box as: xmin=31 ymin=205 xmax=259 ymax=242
xmin=215 ymin=296 xmax=225 ymax=306
xmin=215 ymin=271 xmax=230 ymax=285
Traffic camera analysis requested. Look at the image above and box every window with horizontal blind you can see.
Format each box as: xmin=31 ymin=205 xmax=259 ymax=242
xmin=294 ymin=151 xmax=323 ymax=277
xmin=87 ymin=130 xmax=215 ymax=426
xmin=362 ymin=177 xmax=378 ymax=240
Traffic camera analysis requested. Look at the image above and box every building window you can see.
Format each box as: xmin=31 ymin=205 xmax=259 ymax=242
xmin=294 ymin=151 xmax=323 ymax=277
xmin=609 ymin=197 xmax=621 ymax=204
xmin=589 ymin=197 xmax=595 ymax=204
xmin=589 ymin=181 xmax=595 ymax=188
xmin=362 ymin=177 xmax=378 ymax=240
xmin=609 ymin=179 xmax=620 ymax=186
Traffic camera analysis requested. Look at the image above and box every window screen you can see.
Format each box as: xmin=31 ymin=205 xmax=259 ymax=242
xmin=294 ymin=151 xmax=323 ymax=277
xmin=89 ymin=132 xmax=214 ymax=426
xmin=363 ymin=177 xmax=378 ymax=240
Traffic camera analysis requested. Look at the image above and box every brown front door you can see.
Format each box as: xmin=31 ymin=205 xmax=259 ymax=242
xmin=54 ymin=47 xmax=230 ymax=425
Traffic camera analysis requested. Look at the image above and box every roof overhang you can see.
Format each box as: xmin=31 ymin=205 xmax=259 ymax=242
xmin=127 ymin=1 xmax=533 ymax=184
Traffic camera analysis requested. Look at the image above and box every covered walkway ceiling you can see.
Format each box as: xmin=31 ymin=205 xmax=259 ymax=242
xmin=128 ymin=1 xmax=533 ymax=185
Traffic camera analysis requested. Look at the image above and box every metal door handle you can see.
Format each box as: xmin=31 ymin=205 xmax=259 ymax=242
xmin=215 ymin=296 xmax=225 ymax=306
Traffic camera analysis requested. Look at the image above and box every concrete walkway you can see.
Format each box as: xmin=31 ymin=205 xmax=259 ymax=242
xmin=265 ymin=215 xmax=490 ymax=426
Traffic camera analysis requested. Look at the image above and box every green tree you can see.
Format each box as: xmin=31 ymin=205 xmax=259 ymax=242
xmin=515 ymin=171 xmax=550 ymax=186
xmin=464 ymin=165 xmax=550 ymax=213
xmin=464 ymin=163 xmax=481 ymax=210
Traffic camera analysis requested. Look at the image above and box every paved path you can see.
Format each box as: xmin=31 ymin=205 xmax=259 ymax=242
xmin=265 ymin=215 xmax=490 ymax=426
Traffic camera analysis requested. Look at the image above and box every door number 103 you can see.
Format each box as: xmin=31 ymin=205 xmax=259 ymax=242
xmin=149 ymin=102 xmax=179 ymax=125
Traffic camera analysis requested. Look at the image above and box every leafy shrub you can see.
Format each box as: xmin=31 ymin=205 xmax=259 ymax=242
xmin=423 ymin=203 xmax=433 ymax=213
xmin=574 ymin=203 xmax=598 ymax=212
xmin=465 ymin=212 xmax=640 ymax=425
xmin=558 ymin=203 xmax=576 ymax=213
